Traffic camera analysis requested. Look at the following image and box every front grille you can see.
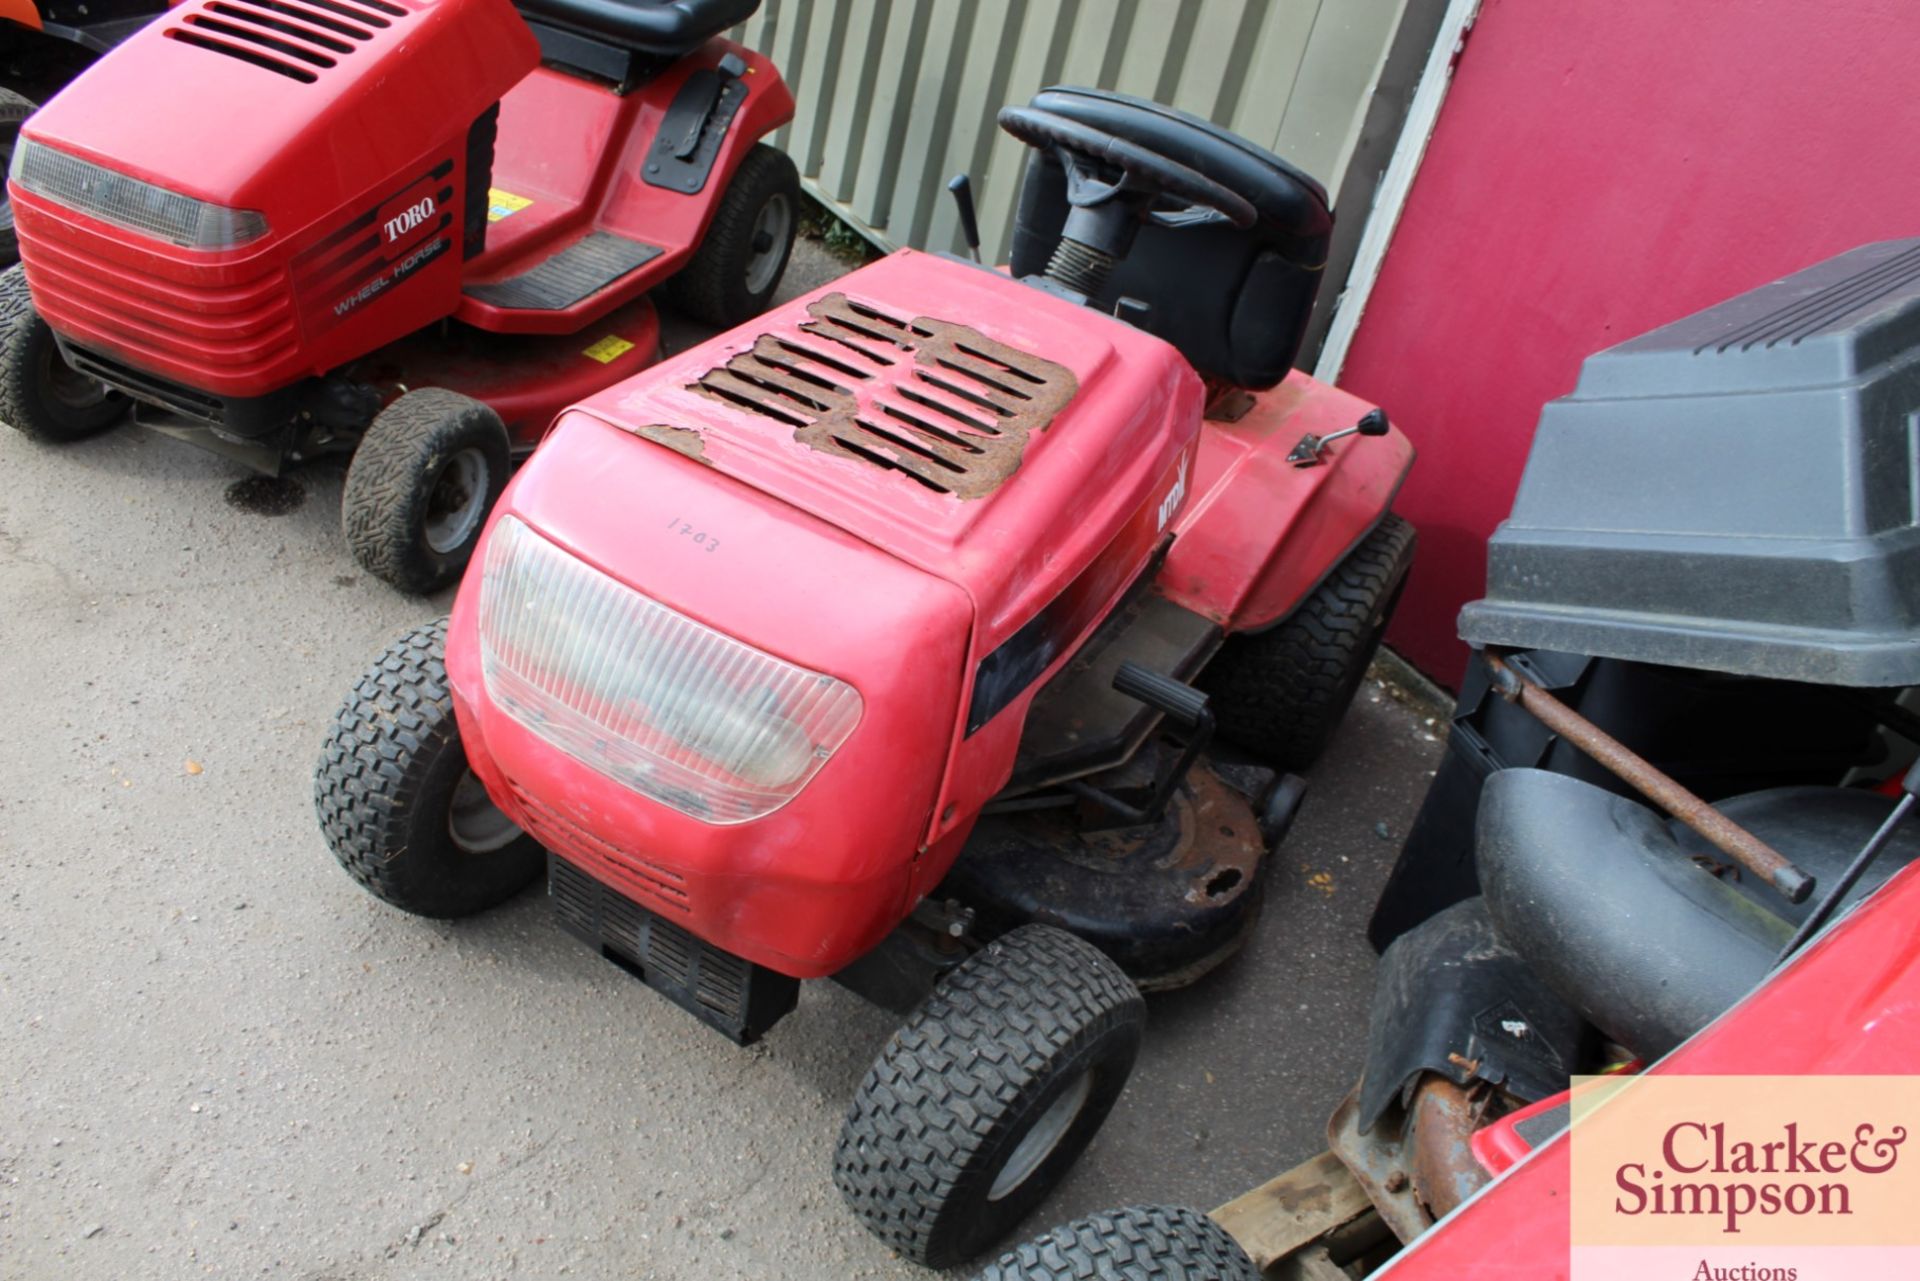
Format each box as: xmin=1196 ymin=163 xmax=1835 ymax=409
xmin=19 ymin=223 xmax=298 ymax=379
xmin=164 ymin=0 xmax=404 ymax=81
xmin=507 ymin=781 xmax=690 ymax=914
xmin=548 ymin=856 xmax=797 ymax=1044
xmin=690 ymin=292 xmax=1078 ymax=499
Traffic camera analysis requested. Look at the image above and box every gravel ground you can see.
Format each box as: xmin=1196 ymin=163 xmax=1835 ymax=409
xmin=0 ymin=235 xmax=1446 ymax=1280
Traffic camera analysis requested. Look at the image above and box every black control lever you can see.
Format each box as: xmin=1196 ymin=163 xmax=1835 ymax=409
xmin=1288 ymin=408 xmax=1390 ymax=468
xmin=947 ymin=174 xmax=982 ymax=263
xmin=671 ymin=56 xmax=746 ymax=162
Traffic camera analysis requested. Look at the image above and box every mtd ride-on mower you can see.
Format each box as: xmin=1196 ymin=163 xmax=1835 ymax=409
xmin=1 ymin=0 xmax=800 ymax=592
xmin=314 ymin=86 xmax=1416 ymax=1267
xmin=971 ymin=239 xmax=1920 ymax=1281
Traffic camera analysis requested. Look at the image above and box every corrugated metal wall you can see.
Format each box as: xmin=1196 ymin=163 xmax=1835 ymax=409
xmin=733 ymin=0 xmax=1411 ymax=265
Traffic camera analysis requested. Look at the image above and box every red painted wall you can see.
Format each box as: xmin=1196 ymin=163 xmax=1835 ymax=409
xmin=1337 ymin=0 xmax=1920 ymax=686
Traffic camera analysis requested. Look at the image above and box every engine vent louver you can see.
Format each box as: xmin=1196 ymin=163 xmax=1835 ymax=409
xmin=690 ymin=293 xmax=1077 ymax=499
xmin=164 ymin=0 xmax=402 ymax=81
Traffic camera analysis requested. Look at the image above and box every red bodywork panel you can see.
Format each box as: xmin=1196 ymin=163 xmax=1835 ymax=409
xmin=442 ymin=251 xmax=1409 ymax=977
xmin=11 ymin=0 xmax=791 ymax=403
xmin=447 ymin=414 xmax=976 ymax=977
xmin=1379 ymin=863 xmax=1920 ymax=1278
xmin=1163 ymin=376 xmax=1413 ymax=633
xmin=458 ymin=47 xmax=794 ymax=335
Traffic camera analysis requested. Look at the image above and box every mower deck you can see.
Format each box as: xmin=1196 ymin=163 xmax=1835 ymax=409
xmin=947 ymin=757 xmax=1277 ymax=990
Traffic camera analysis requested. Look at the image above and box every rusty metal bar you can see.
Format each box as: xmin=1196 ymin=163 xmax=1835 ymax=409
xmin=1483 ymin=652 xmax=1815 ymax=905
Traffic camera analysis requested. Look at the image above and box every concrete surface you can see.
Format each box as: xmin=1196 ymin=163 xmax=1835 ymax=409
xmin=0 ymin=234 xmax=1447 ymax=1279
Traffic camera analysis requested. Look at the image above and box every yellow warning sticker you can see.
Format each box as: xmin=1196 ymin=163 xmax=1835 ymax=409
xmin=486 ymin=188 xmax=534 ymax=222
xmin=583 ymin=334 xmax=636 ymax=364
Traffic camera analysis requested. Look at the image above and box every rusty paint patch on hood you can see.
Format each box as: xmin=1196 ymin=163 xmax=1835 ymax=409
xmin=626 ymin=422 xmax=708 ymax=464
xmin=687 ymin=293 xmax=1077 ymax=499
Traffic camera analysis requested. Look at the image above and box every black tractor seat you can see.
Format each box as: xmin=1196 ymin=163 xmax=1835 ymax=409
xmin=1027 ymin=86 xmax=1331 ymax=247
xmin=514 ymin=0 xmax=756 ymax=57
xmin=1006 ymin=85 xmax=1336 ymax=389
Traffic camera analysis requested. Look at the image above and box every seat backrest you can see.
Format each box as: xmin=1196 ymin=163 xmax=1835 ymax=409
xmin=1006 ymin=87 xmax=1334 ymax=390
xmin=514 ymin=0 xmax=756 ymax=57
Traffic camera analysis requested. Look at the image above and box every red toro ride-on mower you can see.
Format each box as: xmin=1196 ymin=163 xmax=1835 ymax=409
xmin=315 ymin=86 xmax=1415 ymax=1267
xmin=1 ymin=0 xmax=799 ymax=592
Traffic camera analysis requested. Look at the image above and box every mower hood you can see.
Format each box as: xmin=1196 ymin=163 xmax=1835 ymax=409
xmin=497 ymin=250 xmax=1202 ymax=853
xmin=16 ymin=0 xmax=537 ymax=236
xmin=566 ymin=250 xmax=1202 ymax=712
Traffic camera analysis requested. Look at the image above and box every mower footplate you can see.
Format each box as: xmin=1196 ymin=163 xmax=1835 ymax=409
xmin=943 ymin=760 xmax=1273 ymax=990
xmin=464 ymin=230 xmax=665 ymax=313
xmin=549 ymin=855 xmax=797 ymax=1045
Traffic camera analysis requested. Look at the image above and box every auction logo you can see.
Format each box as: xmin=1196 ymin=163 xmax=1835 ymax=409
xmin=1572 ymin=1077 xmax=1920 ymax=1281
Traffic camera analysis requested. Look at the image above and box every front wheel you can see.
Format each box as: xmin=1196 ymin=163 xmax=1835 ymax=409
xmin=341 ymin=387 xmax=510 ymax=595
xmin=834 ymin=925 xmax=1147 ymax=1270
xmin=664 ymin=143 xmax=800 ymax=329
xmin=313 ymin=617 xmax=544 ymax=918
xmin=972 ymin=1205 xmax=1260 ymax=1281
xmin=0 ymin=264 xmax=125 ymax=443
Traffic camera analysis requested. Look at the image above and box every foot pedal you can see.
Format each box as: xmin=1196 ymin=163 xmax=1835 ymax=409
xmin=549 ymin=855 xmax=797 ymax=1045
xmin=464 ymin=231 xmax=663 ymax=312
xmin=1113 ymin=660 xmax=1209 ymax=730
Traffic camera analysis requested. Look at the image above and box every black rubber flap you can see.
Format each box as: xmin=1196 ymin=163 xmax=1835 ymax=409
xmin=1461 ymin=238 xmax=1920 ymax=686
xmin=1355 ymin=895 xmax=1590 ymax=1134
xmin=464 ymin=231 xmax=662 ymax=311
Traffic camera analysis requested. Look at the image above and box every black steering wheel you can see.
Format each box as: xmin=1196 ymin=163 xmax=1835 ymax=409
xmin=997 ymin=105 xmax=1257 ymax=230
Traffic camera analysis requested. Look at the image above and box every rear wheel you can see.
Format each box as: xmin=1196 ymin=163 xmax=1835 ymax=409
xmin=972 ymin=1205 xmax=1260 ymax=1281
xmin=0 ymin=88 xmax=35 ymax=267
xmin=1202 ymin=513 xmax=1416 ymax=772
xmin=665 ymin=143 xmax=800 ymax=328
xmin=341 ymin=388 xmax=510 ymax=595
xmin=314 ymin=617 xmax=544 ymax=918
xmin=834 ymin=925 xmax=1147 ymax=1270
xmin=0 ymin=264 xmax=124 ymax=443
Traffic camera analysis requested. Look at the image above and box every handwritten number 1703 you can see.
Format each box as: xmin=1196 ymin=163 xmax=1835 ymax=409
xmin=666 ymin=517 xmax=721 ymax=553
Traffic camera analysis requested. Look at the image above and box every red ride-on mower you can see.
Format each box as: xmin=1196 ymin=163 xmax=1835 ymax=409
xmin=1 ymin=0 xmax=799 ymax=592
xmin=315 ymin=86 xmax=1415 ymax=1267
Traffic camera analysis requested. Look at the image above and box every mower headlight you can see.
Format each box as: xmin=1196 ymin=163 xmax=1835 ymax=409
xmin=9 ymin=139 xmax=269 ymax=249
xmin=478 ymin=517 xmax=863 ymax=825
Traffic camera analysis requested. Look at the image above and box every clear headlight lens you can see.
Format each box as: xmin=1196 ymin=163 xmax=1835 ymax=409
xmin=478 ymin=516 xmax=863 ymax=825
xmin=9 ymin=138 xmax=269 ymax=249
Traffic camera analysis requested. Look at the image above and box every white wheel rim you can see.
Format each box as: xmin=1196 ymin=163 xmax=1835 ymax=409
xmin=446 ymin=767 xmax=522 ymax=854
xmin=424 ymin=448 xmax=489 ymax=556
xmin=988 ymin=1068 xmax=1094 ymax=1202
xmin=743 ymin=193 xmax=792 ymax=295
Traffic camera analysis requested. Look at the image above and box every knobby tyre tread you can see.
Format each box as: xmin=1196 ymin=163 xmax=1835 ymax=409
xmin=835 ymin=924 xmax=1147 ymax=1269
xmin=971 ymin=1204 xmax=1260 ymax=1281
